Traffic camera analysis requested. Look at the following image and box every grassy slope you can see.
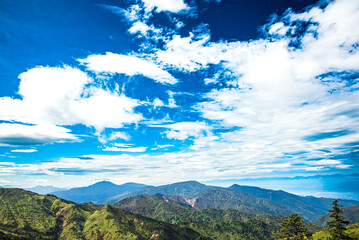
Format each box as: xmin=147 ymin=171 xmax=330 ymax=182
xmin=0 ymin=188 xmax=200 ymax=240
xmin=190 ymin=189 xmax=292 ymax=216
xmin=113 ymin=194 xmax=286 ymax=240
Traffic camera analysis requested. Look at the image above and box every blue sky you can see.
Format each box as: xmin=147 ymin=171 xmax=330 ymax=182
xmin=1 ymin=0 xmax=359 ymax=199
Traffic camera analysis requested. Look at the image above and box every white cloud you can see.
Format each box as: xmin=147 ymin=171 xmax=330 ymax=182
xmin=79 ymin=52 xmax=177 ymax=84
xmin=0 ymin=123 xmax=78 ymax=147
xmin=11 ymin=149 xmax=37 ymax=153
xmin=128 ymin=21 xmax=163 ymax=38
xmin=151 ymin=122 xmax=211 ymax=140
xmin=157 ymin=144 xmax=174 ymax=148
xmin=98 ymin=4 xmax=125 ymax=16
xmin=151 ymin=144 xmax=174 ymax=150
xmin=140 ymin=0 xmax=359 ymax=176
xmin=268 ymin=22 xmax=289 ymax=36
xmin=141 ymin=0 xmax=190 ymax=13
xmin=167 ymin=91 xmax=178 ymax=108
xmin=109 ymin=132 xmax=130 ymax=141
xmin=72 ymin=89 xmax=142 ymax=130
xmin=153 ymin=98 xmax=165 ymax=109
xmin=154 ymin=33 xmax=223 ymax=72
xmin=114 ymin=143 xmax=132 ymax=147
xmin=129 ymin=21 xmax=151 ymax=35
xmin=0 ymin=66 xmax=143 ymax=142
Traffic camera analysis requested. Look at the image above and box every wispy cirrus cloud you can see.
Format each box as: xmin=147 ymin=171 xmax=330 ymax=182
xmin=79 ymin=52 xmax=177 ymax=84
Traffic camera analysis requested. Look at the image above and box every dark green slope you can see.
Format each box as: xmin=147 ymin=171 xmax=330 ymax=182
xmin=229 ymin=184 xmax=359 ymax=221
xmin=312 ymin=205 xmax=359 ymax=228
xmin=113 ymin=193 xmax=287 ymax=223
xmin=113 ymin=194 xmax=286 ymax=240
xmin=187 ymin=189 xmax=292 ymax=216
xmin=52 ymin=181 xmax=150 ymax=203
xmin=103 ymin=181 xmax=212 ymax=204
xmin=0 ymin=188 xmax=200 ymax=240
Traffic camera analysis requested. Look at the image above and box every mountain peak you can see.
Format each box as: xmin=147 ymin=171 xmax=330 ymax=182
xmin=172 ymin=180 xmax=205 ymax=186
xmin=92 ymin=180 xmax=116 ymax=186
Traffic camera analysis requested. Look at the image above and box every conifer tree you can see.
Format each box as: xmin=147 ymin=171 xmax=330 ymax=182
xmin=326 ymin=200 xmax=351 ymax=240
xmin=277 ymin=213 xmax=312 ymax=240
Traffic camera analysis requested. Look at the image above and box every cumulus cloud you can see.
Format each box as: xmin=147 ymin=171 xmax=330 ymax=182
xmin=79 ymin=52 xmax=177 ymax=84
xmin=0 ymin=66 xmax=143 ymax=139
xmin=141 ymin=0 xmax=190 ymax=13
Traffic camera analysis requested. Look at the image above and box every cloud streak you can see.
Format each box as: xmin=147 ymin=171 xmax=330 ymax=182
xmin=79 ymin=53 xmax=177 ymax=84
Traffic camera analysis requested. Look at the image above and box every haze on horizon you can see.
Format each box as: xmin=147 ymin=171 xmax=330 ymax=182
xmin=0 ymin=0 xmax=359 ymax=200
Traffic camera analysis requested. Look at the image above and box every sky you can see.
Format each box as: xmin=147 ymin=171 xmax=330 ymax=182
xmin=0 ymin=0 xmax=359 ymax=200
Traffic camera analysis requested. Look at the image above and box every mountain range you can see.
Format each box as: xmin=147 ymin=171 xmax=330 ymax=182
xmin=96 ymin=181 xmax=358 ymax=221
xmin=28 ymin=180 xmax=359 ymax=222
xmin=101 ymin=181 xmax=211 ymax=204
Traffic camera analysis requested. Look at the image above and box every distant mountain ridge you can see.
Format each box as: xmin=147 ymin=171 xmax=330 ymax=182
xmin=25 ymin=185 xmax=67 ymax=195
xmin=51 ymin=181 xmax=151 ymax=203
xmin=101 ymin=180 xmax=212 ymax=204
xmin=229 ymin=184 xmax=359 ymax=221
